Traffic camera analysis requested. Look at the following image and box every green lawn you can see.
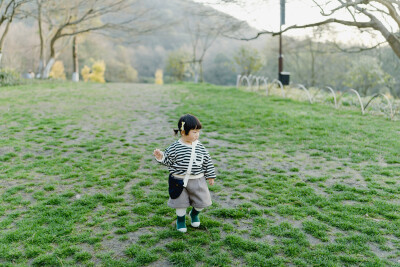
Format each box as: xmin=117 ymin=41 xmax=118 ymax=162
xmin=1 ymin=81 xmax=400 ymax=266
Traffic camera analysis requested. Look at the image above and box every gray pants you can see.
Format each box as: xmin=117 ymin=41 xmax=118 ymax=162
xmin=168 ymin=176 xmax=212 ymax=209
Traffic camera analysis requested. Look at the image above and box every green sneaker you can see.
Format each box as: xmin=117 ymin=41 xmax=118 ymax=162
xmin=176 ymin=215 xmax=187 ymax=233
xmin=189 ymin=208 xmax=200 ymax=227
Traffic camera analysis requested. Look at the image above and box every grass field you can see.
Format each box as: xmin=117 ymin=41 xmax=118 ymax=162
xmin=1 ymin=81 xmax=400 ymax=266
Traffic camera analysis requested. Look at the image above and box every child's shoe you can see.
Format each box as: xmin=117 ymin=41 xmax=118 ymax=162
xmin=189 ymin=208 xmax=201 ymax=227
xmin=176 ymin=215 xmax=187 ymax=233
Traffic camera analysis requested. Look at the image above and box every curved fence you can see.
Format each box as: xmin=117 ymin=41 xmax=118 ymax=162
xmin=236 ymin=74 xmax=398 ymax=120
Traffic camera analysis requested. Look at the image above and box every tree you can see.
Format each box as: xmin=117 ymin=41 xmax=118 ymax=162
xmin=233 ymin=45 xmax=263 ymax=76
xmin=165 ymin=49 xmax=190 ymax=81
xmin=343 ymin=55 xmax=393 ymax=96
xmin=204 ymin=53 xmax=236 ymax=85
xmin=0 ymin=0 xmax=30 ymax=65
xmin=30 ymin=0 xmax=160 ymax=79
xmin=235 ymin=0 xmax=400 ymax=61
xmin=374 ymin=47 xmax=400 ymax=97
xmin=183 ymin=4 xmax=245 ymax=83
xmin=282 ymin=26 xmax=350 ymax=87
xmin=105 ymin=45 xmax=138 ymax=83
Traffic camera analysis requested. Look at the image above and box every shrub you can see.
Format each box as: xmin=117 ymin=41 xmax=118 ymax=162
xmin=165 ymin=50 xmax=189 ymax=81
xmin=49 ymin=61 xmax=66 ymax=80
xmin=81 ymin=60 xmax=106 ymax=83
xmin=90 ymin=60 xmax=106 ymax=83
xmin=124 ymin=65 xmax=138 ymax=82
xmin=81 ymin=66 xmax=91 ymax=82
xmin=0 ymin=68 xmax=22 ymax=86
xmin=155 ymin=69 xmax=163 ymax=85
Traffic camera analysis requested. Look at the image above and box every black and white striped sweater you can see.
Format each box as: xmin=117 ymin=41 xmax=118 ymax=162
xmin=157 ymin=139 xmax=216 ymax=179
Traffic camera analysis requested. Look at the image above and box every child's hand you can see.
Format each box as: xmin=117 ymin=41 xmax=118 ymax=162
xmin=208 ymin=179 xmax=215 ymax=186
xmin=153 ymin=149 xmax=163 ymax=160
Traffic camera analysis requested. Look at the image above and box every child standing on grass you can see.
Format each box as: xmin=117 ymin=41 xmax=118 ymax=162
xmin=153 ymin=114 xmax=216 ymax=233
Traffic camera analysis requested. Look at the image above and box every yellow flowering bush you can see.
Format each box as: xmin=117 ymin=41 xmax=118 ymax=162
xmin=90 ymin=60 xmax=106 ymax=83
xmin=81 ymin=65 xmax=91 ymax=82
xmin=155 ymin=69 xmax=163 ymax=85
xmin=49 ymin=61 xmax=66 ymax=80
xmin=81 ymin=60 xmax=106 ymax=83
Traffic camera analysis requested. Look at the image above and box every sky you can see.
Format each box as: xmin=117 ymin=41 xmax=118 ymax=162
xmin=194 ymin=0 xmax=387 ymax=45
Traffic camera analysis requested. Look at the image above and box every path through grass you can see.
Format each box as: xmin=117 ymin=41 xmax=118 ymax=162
xmin=1 ymin=82 xmax=400 ymax=266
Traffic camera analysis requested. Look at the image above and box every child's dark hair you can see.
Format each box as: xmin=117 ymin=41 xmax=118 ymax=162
xmin=174 ymin=114 xmax=202 ymax=135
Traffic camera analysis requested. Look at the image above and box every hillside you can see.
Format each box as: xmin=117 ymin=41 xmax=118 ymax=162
xmin=135 ymin=0 xmax=260 ymax=48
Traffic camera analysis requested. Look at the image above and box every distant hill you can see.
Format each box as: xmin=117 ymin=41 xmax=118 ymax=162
xmin=125 ymin=0 xmax=271 ymax=83
xmin=134 ymin=0 xmax=260 ymax=49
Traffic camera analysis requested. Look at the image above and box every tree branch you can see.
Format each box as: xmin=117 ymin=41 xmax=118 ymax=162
xmin=241 ymin=18 xmax=375 ymax=41
xmin=372 ymin=0 xmax=400 ymax=28
xmin=57 ymin=23 xmax=111 ymax=38
xmin=333 ymin=40 xmax=387 ymax=53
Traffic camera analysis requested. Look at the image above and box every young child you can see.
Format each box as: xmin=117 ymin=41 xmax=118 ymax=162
xmin=153 ymin=114 xmax=216 ymax=233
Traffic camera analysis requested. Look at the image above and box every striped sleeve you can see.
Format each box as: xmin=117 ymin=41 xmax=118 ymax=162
xmin=203 ymin=150 xmax=216 ymax=179
xmin=158 ymin=143 xmax=176 ymax=167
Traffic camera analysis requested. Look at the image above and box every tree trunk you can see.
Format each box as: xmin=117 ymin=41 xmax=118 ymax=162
xmin=43 ymin=57 xmax=55 ymax=79
xmin=0 ymin=6 xmax=15 ymax=68
xmin=193 ymin=61 xmax=199 ymax=83
xmin=37 ymin=60 xmax=45 ymax=78
xmin=43 ymin=34 xmax=58 ymax=78
xmin=199 ymin=60 xmax=204 ymax=83
xmin=383 ymin=33 xmax=400 ymax=60
xmin=37 ymin=0 xmax=45 ymax=78
xmin=72 ymin=36 xmax=79 ymax=82
xmin=310 ymin=46 xmax=315 ymax=87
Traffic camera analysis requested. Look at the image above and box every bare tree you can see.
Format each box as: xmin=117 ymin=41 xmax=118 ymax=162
xmin=0 ymin=0 xmax=30 ymax=65
xmin=183 ymin=5 xmax=245 ymax=83
xmin=184 ymin=13 xmax=218 ymax=83
xmin=234 ymin=0 xmax=400 ymax=60
xmin=30 ymin=0 xmax=159 ymax=79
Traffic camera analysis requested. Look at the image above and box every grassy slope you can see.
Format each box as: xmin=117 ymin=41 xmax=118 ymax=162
xmin=173 ymin=84 xmax=400 ymax=266
xmin=0 ymin=82 xmax=400 ymax=266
